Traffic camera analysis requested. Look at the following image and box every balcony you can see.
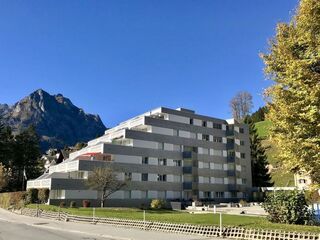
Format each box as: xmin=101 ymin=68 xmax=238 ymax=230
xmin=226 ymin=130 xmax=234 ymax=137
xmin=183 ymin=182 xmax=192 ymax=190
xmin=228 ymin=184 xmax=237 ymax=191
xmin=182 ymin=151 xmax=192 ymax=159
xmin=183 ymin=166 xmax=192 ymax=174
xmin=227 ymin=170 xmax=236 ymax=177
xmin=227 ymin=156 xmax=235 ymax=163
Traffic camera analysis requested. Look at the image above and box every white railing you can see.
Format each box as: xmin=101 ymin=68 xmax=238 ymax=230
xmin=26 ymin=178 xmax=52 ymax=189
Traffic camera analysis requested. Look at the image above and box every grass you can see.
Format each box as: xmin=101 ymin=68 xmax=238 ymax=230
xmin=26 ymin=204 xmax=320 ymax=233
xmin=255 ymin=120 xmax=295 ymax=187
xmin=255 ymin=120 xmax=272 ymax=139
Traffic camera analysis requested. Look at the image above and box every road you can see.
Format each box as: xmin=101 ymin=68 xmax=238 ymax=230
xmin=0 ymin=219 xmax=109 ymax=240
xmin=0 ymin=208 xmax=218 ymax=240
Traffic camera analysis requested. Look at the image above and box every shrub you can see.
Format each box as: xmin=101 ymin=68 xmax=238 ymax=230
xmin=10 ymin=192 xmax=26 ymax=208
xmin=70 ymin=201 xmax=77 ymax=208
xmin=262 ymin=190 xmax=313 ymax=225
xmin=25 ymin=189 xmax=38 ymax=204
xmin=38 ymin=189 xmax=50 ymax=204
xmin=82 ymin=200 xmax=90 ymax=208
xmin=239 ymin=199 xmax=248 ymax=207
xmin=150 ymin=199 xmax=166 ymax=209
xmin=59 ymin=201 xmax=66 ymax=208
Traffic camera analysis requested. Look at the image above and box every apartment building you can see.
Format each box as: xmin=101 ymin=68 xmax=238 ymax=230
xmin=27 ymin=107 xmax=252 ymax=207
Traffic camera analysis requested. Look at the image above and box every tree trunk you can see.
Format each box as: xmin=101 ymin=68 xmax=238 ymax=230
xmin=100 ymin=192 xmax=104 ymax=208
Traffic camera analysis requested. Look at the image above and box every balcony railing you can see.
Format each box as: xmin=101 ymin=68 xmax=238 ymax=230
xmin=228 ymin=184 xmax=237 ymax=191
xmin=227 ymin=156 xmax=235 ymax=163
xmin=183 ymin=182 xmax=192 ymax=190
xmin=227 ymin=170 xmax=236 ymax=177
xmin=183 ymin=166 xmax=192 ymax=174
xmin=182 ymin=151 xmax=192 ymax=159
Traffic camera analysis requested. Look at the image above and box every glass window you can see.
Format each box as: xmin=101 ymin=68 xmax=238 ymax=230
xmin=240 ymin=153 xmax=246 ymax=159
xmin=202 ymin=121 xmax=207 ymax=127
xmin=141 ymin=173 xmax=148 ymax=181
xmin=173 ymin=160 xmax=182 ymax=166
xmin=204 ymin=191 xmax=211 ymax=198
xmin=157 ymin=174 xmax=167 ymax=182
xmin=202 ymin=134 xmax=210 ymax=141
xmin=213 ymin=123 xmax=222 ymax=129
xmin=158 ymin=158 xmax=167 ymax=166
xmin=125 ymin=172 xmax=132 ymax=181
xmin=215 ymin=192 xmax=224 ymax=198
xmin=142 ymin=157 xmax=149 ymax=164
xmin=213 ymin=137 xmax=222 ymax=143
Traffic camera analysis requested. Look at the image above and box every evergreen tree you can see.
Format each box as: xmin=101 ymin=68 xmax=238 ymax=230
xmin=0 ymin=116 xmax=13 ymax=169
xmin=245 ymin=116 xmax=273 ymax=187
xmin=261 ymin=0 xmax=320 ymax=183
xmin=251 ymin=106 xmax=268 ymax=123
xmin=11 ymin=126 xmax=42 ymax=190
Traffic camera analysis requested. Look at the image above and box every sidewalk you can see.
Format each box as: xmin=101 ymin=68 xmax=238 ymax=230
xmin=0 ymin=208 xmax=221 ymax=240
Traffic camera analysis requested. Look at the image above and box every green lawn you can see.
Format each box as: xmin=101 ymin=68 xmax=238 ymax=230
xmin=255 ymin=120 xmax=272 ymax=139
xmin=255 ymin=120 xmax=294 ymax=187
xmin=27 ymin=204 xmax=320 ymax=233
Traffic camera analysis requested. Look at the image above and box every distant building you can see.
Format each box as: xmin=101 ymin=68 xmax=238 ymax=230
xmin=27 ymin=107 xmax=252 ymax=207
xmin=294 ymin=172 xmax=313 ymax=190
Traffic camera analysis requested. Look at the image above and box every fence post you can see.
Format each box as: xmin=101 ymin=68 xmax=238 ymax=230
xmin=143 ymin=210 xmax=146 ymax=230
xmin=93 ymin=207 xmax=95 ymax=224
xmin=36 ymin=202 xmax=39 ymax=217
xmin=219 ymin=212 xmax=222 ymax=237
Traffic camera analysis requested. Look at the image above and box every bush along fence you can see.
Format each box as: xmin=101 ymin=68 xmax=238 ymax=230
xmin=14 ymin=208 xmax=320 ymax=240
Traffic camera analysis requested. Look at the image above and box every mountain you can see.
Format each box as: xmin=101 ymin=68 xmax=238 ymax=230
xmin=1 ymin=89 xmax=107 ymax=151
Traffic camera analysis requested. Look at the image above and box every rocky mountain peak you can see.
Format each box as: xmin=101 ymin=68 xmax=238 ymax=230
xmin=1 ymin=89 xmax=107 ymax=151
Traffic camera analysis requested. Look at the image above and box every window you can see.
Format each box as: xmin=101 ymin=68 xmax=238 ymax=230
xmin=212 ymin=149 xmax=223 ymax=156
xmin=213 ymin=163 xmax=223 ymax=170
xmin=202 ymin=134 xmax=209 ymax=141
xmin=242 ymin=178 xmax=247 ymax=185
xmin=228 ymin=151 xmax=235 ymax=157
xmin=203 ymin=177 xmax=210 ymax=183
xmin=124 ymin=191 xmax=131 ymax=199
xmin=216 ymin=192 xmax=224 ymax=198
xmin=213 ymin=137 xmax=222 ymax=143
xmin=190 ymin=118 xmax=193 ymax=125
xmin=204 ymin=191 xmax=211 ymax=198
xmin=239 ymin=128 xmax=244 ymax=133
xmin=240 ymin=153 xmax=246 ymax=159
xmin=159 ymin=142 xmax=165 ymax=150
xmin=125 ymin=172 xmax=132 ymax=181
xmin=299 ymin=179 xmax=306 ymax=184
xmin=141 ymin=191 xmax=147 ymax=199
xmin=173 ymin=160 xmax=182 ymax=166
xmin=240 ymin=140 xmax=245 ymax=146
xmin=203 ymin=162 xmax=209 ymax=168
xmin=215 ymin=178 xmax=224 ymax=184
xmin=213 ymin=123 xmax=222 ymax=129
xmin=141 ymin=173 xmax=148 ymax=181
xmin=231 ymin=192 xmax=237 ymax=198
xmin=202 ymin=121 xmax=207 ymax=127
xmin=158 ymin=174 xmax=167 ymax=182
xmin=142 ymin=157 xmax=149 ymax=164
xmin=158 ymin=158 xmax=167 ymax=166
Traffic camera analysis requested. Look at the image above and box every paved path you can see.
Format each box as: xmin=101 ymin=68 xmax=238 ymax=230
xmin=0 ymin=208 xmax=222 ymax=240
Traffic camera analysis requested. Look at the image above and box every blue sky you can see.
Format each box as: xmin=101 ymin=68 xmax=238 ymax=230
xmin=0 ymin=0 xmax=298 ymax=127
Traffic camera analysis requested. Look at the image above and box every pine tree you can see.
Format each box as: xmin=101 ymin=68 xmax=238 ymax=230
xmin=11 ymin=126 xmax=42 ymax=190
xmin=245 ymin=117 xmax=273 ymax=187
xmin=261 ymin=0 xmax=320 ymax=183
